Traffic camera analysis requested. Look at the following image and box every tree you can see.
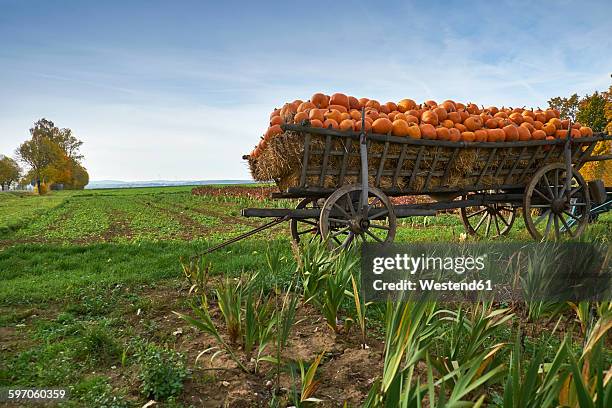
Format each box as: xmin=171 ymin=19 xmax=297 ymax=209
xmin=605 ymin=85 xmax=612 ymax=134
xmin=0 ymin=155 xmax=22 ymax=190
xmin=30 ymin=119 xmax=84 ymax=161
xmin=548 ymin=93 xmax=580 ymax=121
xmin=15 ymin=118 xmax=89 ymax=193
xmin=576 ymin=91 xmax=610 ymax=132
xmin=15 ymin=134 xmax=62 ymax=194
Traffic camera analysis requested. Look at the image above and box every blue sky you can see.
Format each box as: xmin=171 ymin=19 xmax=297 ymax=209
xmin=1 ymin=0 xmax=611 ymax=181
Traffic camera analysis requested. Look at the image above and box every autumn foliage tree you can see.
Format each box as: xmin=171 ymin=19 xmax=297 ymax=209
xmin=15 ymin=119 xmax=89 ymax=194
xmin=554 ymin=86 xmax=612 ymax=184
xmin=0 ymin=155 xmax=22 ymax=190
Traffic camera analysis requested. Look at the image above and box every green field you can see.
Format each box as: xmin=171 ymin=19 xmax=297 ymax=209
xmin=0 ymin=186 xmax=610 ymax=407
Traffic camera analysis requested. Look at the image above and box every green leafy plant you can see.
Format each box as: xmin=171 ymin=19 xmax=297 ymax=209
xmin=135 ymin=344 xmax=189 ymax=401
xmin=288 ymin=351 xmax=326 ymax=406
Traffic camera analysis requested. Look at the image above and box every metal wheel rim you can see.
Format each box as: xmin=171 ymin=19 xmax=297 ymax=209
xmin=319 ymin=184 xmax=396 ymax=250
xmin=523 ymin=163 xmax=591 ymax=241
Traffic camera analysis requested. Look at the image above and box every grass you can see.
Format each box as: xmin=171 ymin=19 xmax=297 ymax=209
xmin=0 ymin=185 xmax=610 ymax=406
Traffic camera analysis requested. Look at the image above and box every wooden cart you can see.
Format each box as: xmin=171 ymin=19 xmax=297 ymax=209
xmin=205 ymin=124 xmax=611 ymax=253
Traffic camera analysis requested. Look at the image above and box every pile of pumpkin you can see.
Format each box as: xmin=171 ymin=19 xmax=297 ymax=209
xmin=248 ymin=92 xmax=595 ymax=159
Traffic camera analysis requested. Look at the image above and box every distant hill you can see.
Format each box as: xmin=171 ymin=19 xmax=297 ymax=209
xmin=86 ymin=180 xmax=256 ymax=189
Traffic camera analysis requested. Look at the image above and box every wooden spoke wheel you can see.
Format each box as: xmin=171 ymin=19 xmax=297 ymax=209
xmin=319 ymin=184 xmax=396 ymax=250
xmin=523 ymin=163 xmax=590 ymax=241
xmin=290 ymin=198 xmax=322 ymax=244
xmin=460 ymin=192 xmax=516 ymax=238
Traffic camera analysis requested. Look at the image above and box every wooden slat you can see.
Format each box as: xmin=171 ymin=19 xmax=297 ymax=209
xmin=408 ymin=146 xmax=425 ymax=189
xmin=299 ymin=133 xmax=311 ymax=187
xmin=392 ymin=144 xmax=408 ymax=188
xmin=338 ymin=136 xmax=352 ymax=185
xmin=375 ymin=141 xmax=389 ymax=186
xmin=475 ymin=148 xmax=497 ymax=185
xmin=441 ymin=148 xmax=459 ymax=185
xmin=518 ymin=145 xmax=542 ymax=181
xmin=503 ymin=146 xmax=527 ymax=184
xmin=319 ymin=134 xmax=332 ymax=185
xmin=423 ymin=147 xmax=441 ymax=190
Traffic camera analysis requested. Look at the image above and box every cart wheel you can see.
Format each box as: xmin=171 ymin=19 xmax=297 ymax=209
xmin=290 ymin=198 xmax=322 ymax=244
xmin=523 ymin=163 xmax=590 ymax=241
xmin=319 ymin=184 xmax=396 ymax=250
xmin=460 ymin=192 xmax=516 ymax=238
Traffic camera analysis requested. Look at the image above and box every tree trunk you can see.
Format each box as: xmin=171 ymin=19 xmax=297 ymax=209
xmin=37 ymin=178 xmax=42 ymax=194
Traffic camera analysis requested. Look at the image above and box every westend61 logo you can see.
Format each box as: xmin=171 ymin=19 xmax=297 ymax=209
xmin=361 ymin=242 xmax=611 ymax=302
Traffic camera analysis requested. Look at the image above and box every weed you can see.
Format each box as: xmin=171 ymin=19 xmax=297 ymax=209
xmin=135 ymin=343 xmax=189 ymax=401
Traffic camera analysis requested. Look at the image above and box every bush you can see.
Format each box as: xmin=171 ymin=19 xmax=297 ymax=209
xmin=136 ymin=344 xmax=189 ymax=401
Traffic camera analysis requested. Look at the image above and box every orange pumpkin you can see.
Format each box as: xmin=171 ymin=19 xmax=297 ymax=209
xmin=405 ymin=115 xmax=419 ymax=124
xmin=349 ymin=96 xmax=360 ymax=110
xmin=579 ymin=126 xmax=593 ymax=137
xmin=311 ymin=93 xmax=329 ymax=109
xmin=543 ymin=123 xmax=556 ymax=136
xmin=533 ymin=112 xmax=546 ymax=123
xmin=570 ymin=128 xmax=581 ymax=138
xmin=522 ymin=110 xmax=535 ymax=119
xmin=520 ymin=122 xmax=535 ymax=134
xmin=349 ymin=109 xmax=362 ymax=121
xmin=533 ymin=121 xmax=544 ymax=130
xmin=339 ymin=119 xmax=354 ymax=131
xmin=310 ymin=119 xmax=323 ymax=128
xmin=329 ymin=93 xmax=350 ymax=110
xmin=270 ymin=109 xmax=280 ymax=120
xmin=548 ymin=118 xmax=563 ymax=130
xmin=379 ymin=104 xmax=390 ymax=114
xmin=323 ymin=118 xmax=339 ymax=129
xmin=297 ymin=101 xmax=316 ymax=112
xmin=448 ymin=127 xmax=461 ymax=142
xmin=545 ymin=109 xmax=558 ymax=121
xmin=555 ymin=129 xmax=568 ymax=139
xmin=407 ymin=123 xmax=421 ymax=139
xmin=517 ymin=125 xmax=531 ymax=141
xmin=354 ymin=118 xmax=372 ymax=132
xmin=293 ymin=112 xmax=308 ymax=123
xmin=358 ymin=98 xmax=369 ymax=108
xmin=392 ymin=120 xmax=411 ymax=137
xmin=441 ymin=119 xmax=454 ymax=128
xmin=421 ymin=110 xmax=439 ymax=126
xmin=560 ymin=119 xmax=570 ymax=130
xmin=266 ymin=124 xmax=283 ymax=139
xmin=531 ymin=130 xmax=546 ymax=140
xmin=461 ymin=131 xmax=476 ymax=142
xmin=441 ymin=100 xmax=456 ymax=112
xmin=424 ymin=100 xmax=437 ymax=108
xmin=385 ymin=102 xmax=398 ymax=112
xmin=420 ymin=123 xmax=437 ymax=140
xmin=365 ymin=99 xmax=381 ymax=111
xmin=474 ymin=129 xmax=488 ymax=142
xmin=466 ymin=103 xmax=480 ymax=115
xmin=436 ymin=127 xmax=450 ymax=141
xmin=324 ymin=109 xmax=342 ymax=123
xmin=464 ymin=116 xmax=483 ymax=131
xmin=397 ymin=98 xmax=417 ymax=112
xmin=487 ymin=128 xmax=506 ymax=142
xmin=309 ymin=109 xmax=325 ymax=122
xmin=280 ymin=103 xmax=297 ymax=120
xmin=494 ymin=111 xmax=508 ymax=119
xmin=328 ymin=104 xmax=348 ymax=113
xmin=509 ymin=112 xmax=524 ymax=125
xmin=485 ymin=118 xmax=499 ymax=129
xmin=270 ymin=115 xmax=283 ymax=126
xmin=503 ymin=125 xmax=519 ymax=142
xmin=433 ymin=106 xmax=448 ymax=121
xmin=339 ymin=112 xmax=351 ymax=122
xmin=372 ymin=118 xmax=393 ymax=134
xmin=455 ymin=123 xmax=468 ymax=133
